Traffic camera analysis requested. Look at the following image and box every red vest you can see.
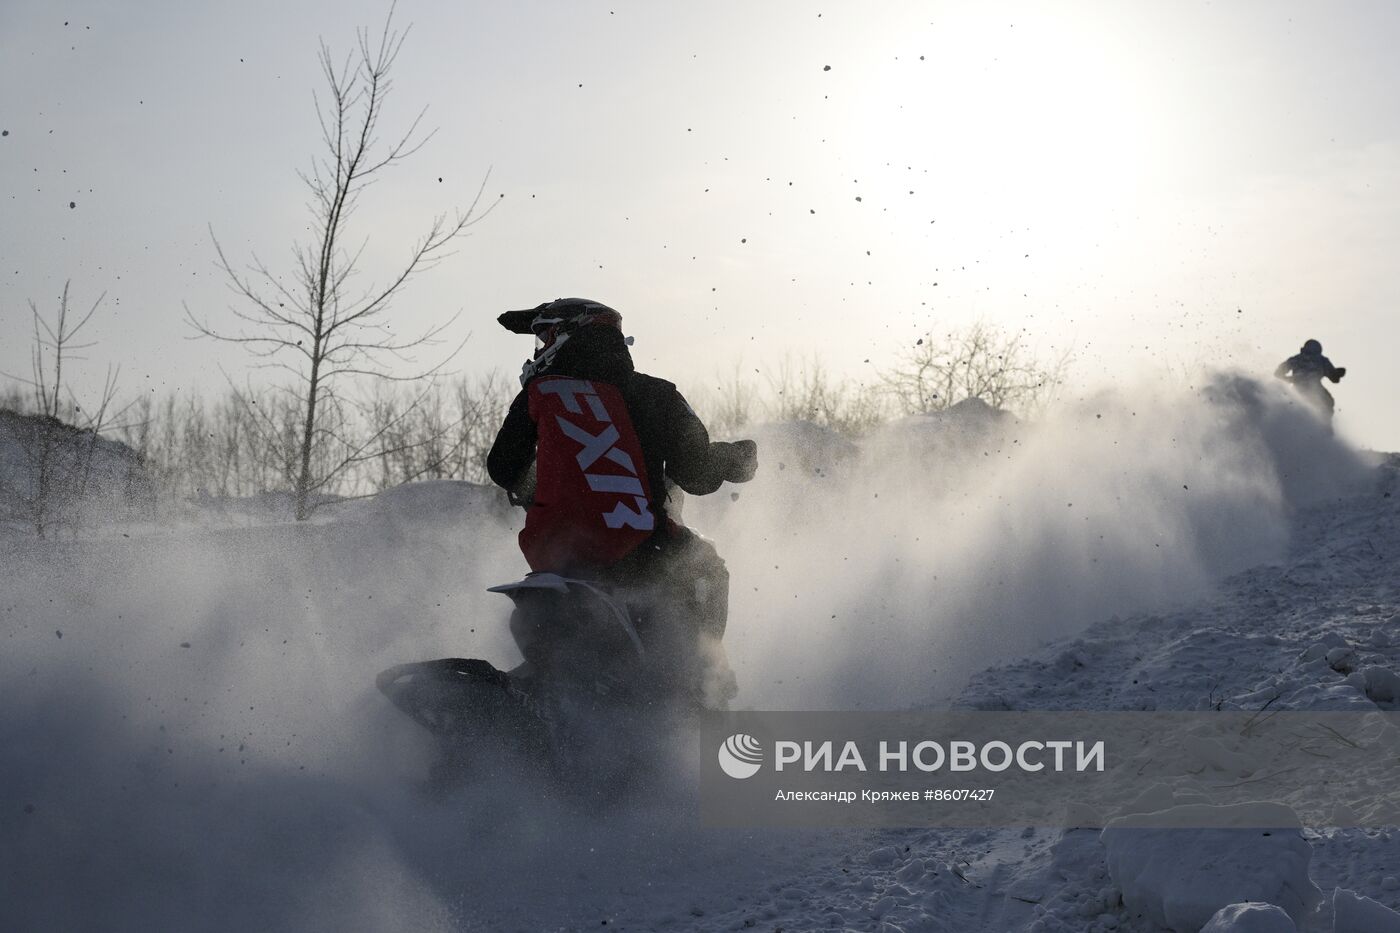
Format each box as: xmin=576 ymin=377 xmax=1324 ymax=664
xmin=519 ymin=376 xmax=656 ymax=573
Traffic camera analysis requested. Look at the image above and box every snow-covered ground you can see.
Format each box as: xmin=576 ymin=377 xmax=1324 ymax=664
xmin=2 ymin=375 xmax=1398 ymax=932
xmin=0 ymin=408 xmax=153 ymax=533
xmin=693 ymin=451 xmax=1399 ymax=933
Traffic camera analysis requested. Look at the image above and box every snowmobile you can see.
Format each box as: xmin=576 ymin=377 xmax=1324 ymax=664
xmin=375 ymin=525 xmax=735 ymax=793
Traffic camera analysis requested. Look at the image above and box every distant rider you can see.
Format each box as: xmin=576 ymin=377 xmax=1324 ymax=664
xmin=487 ymin=298 xmax=757 ymax=706
xmin=1274 ymin=339 xmax=1346 ymax=422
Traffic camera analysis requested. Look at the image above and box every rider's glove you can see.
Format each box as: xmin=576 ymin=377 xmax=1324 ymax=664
xmin=723 ymin=439 xmax=758 ymax=484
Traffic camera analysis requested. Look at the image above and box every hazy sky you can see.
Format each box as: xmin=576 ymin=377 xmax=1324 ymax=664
xmin=3 ymin=0 xmax=1398 ymax=447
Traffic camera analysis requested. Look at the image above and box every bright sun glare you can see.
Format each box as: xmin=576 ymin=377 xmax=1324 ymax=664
xmin=861 ymin=10 xmax=1165 ymax=241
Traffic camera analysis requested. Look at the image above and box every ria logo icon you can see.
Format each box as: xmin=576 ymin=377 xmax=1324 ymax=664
xmin=718 ymin=733 xmax=763 ymax=779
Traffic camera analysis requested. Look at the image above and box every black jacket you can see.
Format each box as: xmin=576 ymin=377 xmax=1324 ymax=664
xmin=1275 ymin=350 xmax=1344 ymax=386
xmin=487 ymin=327 xmax=745 ymax=525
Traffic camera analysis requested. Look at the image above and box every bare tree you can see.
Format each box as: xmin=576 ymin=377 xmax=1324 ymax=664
xmin=880 ymin=321 xmax=1071 ymax=418
xmin=0 ymin=282 xmax=123 ymax=537
xmin=187 ymin=8 xmax=495 ymax=519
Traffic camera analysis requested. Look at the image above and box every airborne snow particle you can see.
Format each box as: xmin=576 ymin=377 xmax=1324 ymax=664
xmin=68 ymin=201 xmax=75 ymax=209
xmin=823 ymin=65 xmax=831 ymax=71
xmin=55 ymin=629 xmax=62 ymax=638
xmin=1 ymin=130 xmax=8 ymax=137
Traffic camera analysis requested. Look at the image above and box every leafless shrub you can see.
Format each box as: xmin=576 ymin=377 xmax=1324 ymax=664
xmin=687 ymin=364 xmax=759 ymax=439
xmin=0 ymin=384 xmax=25 ymax=413
xmin=366 ymin=371 xmax=510 ymax=489
xmin=448 ymin=370 xmax=513 ymax=484
xmin=761 ymin=356 xmax=889 ymax=436
xmin=115 ymin=369 xmax=510 ymax=506
xmin=880 ymin=321 xmax=1071 ymax=418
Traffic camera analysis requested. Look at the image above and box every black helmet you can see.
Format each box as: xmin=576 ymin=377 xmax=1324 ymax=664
xmin=498 ymin=298 xmax=626 ymax=384
xmin=1301 ymin=339 xmax=1322 ymax=355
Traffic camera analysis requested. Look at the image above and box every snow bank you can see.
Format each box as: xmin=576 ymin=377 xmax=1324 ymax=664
xmin=859 ymin=398 xmax=1016 ymax=494
xmin=745 ymin=418 xmax=860 ymax=475
xmin=354 ymin=478 xmax=515 ymax=536
xmin=0 ymin=409 xmax=153 ymax=531
xmin=1100 ymin=802 xmax=1321 ymax=932
xmin=1331 ymin=886 xmax=1400 ymax=932
xmin=1201 ymin=902 xmax=1298 ymax=933
xmin=1349 ymin=666 xmax=1400 ymax=705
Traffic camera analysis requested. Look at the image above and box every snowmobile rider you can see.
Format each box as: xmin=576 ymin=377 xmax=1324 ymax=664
xmin=1275 ymin=339 xmax=1346 ymax=421
xmin=486 ymin=298 xmax=757 ymax=704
